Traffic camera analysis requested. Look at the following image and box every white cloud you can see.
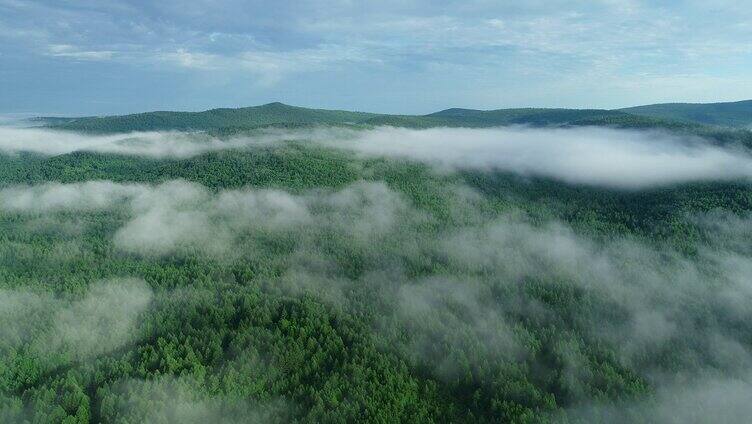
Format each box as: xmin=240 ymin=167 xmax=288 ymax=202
xmin=0 ymin=278 xmax=153 ymax=360
xmin=46 ymin=44 xmax=114 ymax=60
xmin=0 ymin=179 xmax=410 ymax=257
xmin=0 ymin=180 xmax=147 ymax=212
xmin=572 ymin=373 xmax=752 ymax=423
xmin=106 ymin=376 xmax=291 ymax=423
xmin=330 ymin=126 xmax=752 ymax=188
xmin=3 ymin=0 xmax=750 ymax=89
xmin=159 ymin=44 xmax=377 ymax=86
xmin=1 ymin=0 xmax=751 ymax=109
xmin=3 ymin=125 xmax=752 ymax=188
xmin=0 ymin=127 xmax=274 ymax=158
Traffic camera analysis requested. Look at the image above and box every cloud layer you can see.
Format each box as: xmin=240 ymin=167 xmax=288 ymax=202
xmin=336 ymin=126 xmax=752 ymax=188
xmin=0 ymin=179 xmax=414 ymax=257
xmin=0 ymin=278 xmax=153 ymax=360
xmin=0 ymin=127 xmax=263 ymax=158
xmin=3 ymin=125 xmax=752 ymax=188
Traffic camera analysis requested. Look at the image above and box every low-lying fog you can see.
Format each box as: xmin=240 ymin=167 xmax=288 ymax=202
xmin=1 ymin=125 xmax=751 ymax=188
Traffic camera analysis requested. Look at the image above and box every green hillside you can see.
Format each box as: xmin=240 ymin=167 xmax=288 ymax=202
xmin=620 ymin=100 xmax=752 ymax=128
xmin=34 ymin=101 xmax=752 ymax=151
xmin=25 ymin=117 xmax=83 ymax=126
xmin=426 ymin=107 xmax=626 ymax=126
xmin=49 ymin=102 xmax=380 ymax=133
xmin=43 ymin=101 xmax=752 ymax=135
xmin=45 ymin=105 xmax=632 ymax=133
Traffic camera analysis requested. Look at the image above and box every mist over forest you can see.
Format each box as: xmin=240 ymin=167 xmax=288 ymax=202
xmin=2 ymin=106 xmax=752 ymax=423
xmin=4 ymin=0 xmax=752 ymax=420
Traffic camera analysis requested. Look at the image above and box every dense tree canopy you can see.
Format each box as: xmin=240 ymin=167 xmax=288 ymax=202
xmin=2 ymin=118 xmax=752 ymax=423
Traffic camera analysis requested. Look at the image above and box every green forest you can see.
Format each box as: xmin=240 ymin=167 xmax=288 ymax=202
xmin=38 ymin=101 xmax=752 ymax=135
xmin=1 ymin=108 xmax=752 ymax=423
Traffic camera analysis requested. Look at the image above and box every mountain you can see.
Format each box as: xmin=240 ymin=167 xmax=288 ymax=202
xmin=41 ymin=103 xmax=634 ymax=133
xmin=38 ymin=104 xmax=664 ymax=133
xmin=47 ymin=103 xmax=635 ymax=133
xmin=425 ymin=107 xmax=625 ymax=126
xmin=620 ymin=100 xmax=752 ymax=128
xmin=38 ymin=101 xmax=752 ymax=147
xmin=47 ymin=102 xmax=380 ymax=133
xmin=321 ymin=108 xmax=630 ymax=129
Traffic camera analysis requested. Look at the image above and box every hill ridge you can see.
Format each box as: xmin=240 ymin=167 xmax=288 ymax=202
xmin=33 ymin=99 xmax=752 ymax=133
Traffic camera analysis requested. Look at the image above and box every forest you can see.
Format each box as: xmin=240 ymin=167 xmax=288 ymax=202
xmin=1 ymin=112 xmax=752 ymax=423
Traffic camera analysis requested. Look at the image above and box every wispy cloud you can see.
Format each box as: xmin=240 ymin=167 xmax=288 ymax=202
xmin=159 ymin=44 xmax=377 ymax=86
xmin=3 ymin=1 xmax=750 ymax=77
xmin=46 ymin=44 xmax=114 ymax=60
xmin=1 ymin=0 xmax=752 ymax=112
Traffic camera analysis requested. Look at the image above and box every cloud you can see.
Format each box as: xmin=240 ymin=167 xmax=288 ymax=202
xmin=104 ymin=376 xmax=291 ymax=423
xmin=436 ymin=214 xmax=752 ymax=363
xmin=0 ymin=126 xmax=332 ymax=158
xmin=0 ymin=278 xmax=153 ymax=360
xmin=360 ymin=206 xmax=752 ymax=417
xmin=3 ymin=125 xmax=752 ymax=188
xmin=46 ymin=278 xmax=153 ymax=358
xmin=571 ymin=372 xmax=752 ymax=423
xmin=159 ymin=45 xmax=377 ymax=86
xmin=0 ymin=127 xmax=251 ymax=158
xmin=0 ymin=114 xmax=38 ymax=127
xmin=394 ymin=276 xmax=525 ymax=379
xmin=0 ymin=126 xmax=325 ymax=158
xmin=46 ymin=44 xmax=114 ymax=61
xmin=2 ymin=0 xmax=752 ymax=112
xmin=0 ymin=180 xmax=147 ymax=212
xmin=331 ymin=126 xmax=752 ymax=188
xmin=111 ymin=180 xmax=314 ymax=256
xmin=0 ymin=179 xmax=413 ymax=257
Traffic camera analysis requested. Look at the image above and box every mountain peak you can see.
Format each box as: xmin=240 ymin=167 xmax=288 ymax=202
xmin=427 ymin=108 xmax=482 ymax=117
xmin=261 ymin=102 xmax=292 ymax=108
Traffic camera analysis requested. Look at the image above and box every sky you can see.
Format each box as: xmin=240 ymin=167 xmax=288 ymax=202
xmin=0 ymin=0 xmax=751 ymax=116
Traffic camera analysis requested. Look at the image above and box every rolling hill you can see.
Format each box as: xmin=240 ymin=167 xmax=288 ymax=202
xmin=46 ymin=102 xmax=380 ymax=133
xmin=34 ymin=103 xmax=672 ymax=133
xmin=28 ymin=100 xmax=752 ymax=151
xmin=33 ymin=101 xmax=752 ymax=149
xmin=620 ymin=99 xmax=752 ymax=128
xmin=424 ymin=107 xmax=625 ymax=126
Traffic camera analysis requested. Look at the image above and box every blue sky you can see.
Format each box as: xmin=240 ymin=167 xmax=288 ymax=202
xmin=1 ymin=0 xmax=751 ymax=115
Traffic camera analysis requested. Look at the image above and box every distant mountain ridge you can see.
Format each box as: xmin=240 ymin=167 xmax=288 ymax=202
xmin=46 ymin=102 xmax=380 ymax=133
xmin=620 ymin=100 xmax=752 ymax=128
xmin=36 ymin=99 xmax=752 ymax=134
xmin=425 ymin=107 xmax=626 ymax=126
